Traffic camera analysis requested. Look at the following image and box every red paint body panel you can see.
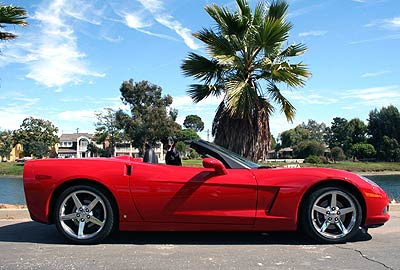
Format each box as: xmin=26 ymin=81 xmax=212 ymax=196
xmin=23 ymin=157 xmax=390 ymax=232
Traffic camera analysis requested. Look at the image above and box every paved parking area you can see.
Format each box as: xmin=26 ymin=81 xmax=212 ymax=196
xmin=0 ymin=212 xmax=399 ymax=270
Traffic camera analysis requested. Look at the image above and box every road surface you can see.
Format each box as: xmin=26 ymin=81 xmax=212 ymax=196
xmin=0 ymin=212 xmax=399 ymax=270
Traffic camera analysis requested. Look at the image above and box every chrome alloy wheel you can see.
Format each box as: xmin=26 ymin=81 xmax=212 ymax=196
xmin=59 ymin=190 xmax=107 ymax=240
xmin=311 ymin=190 xmax=357 ymax=240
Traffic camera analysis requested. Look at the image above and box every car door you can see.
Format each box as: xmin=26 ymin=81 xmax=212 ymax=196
xmin=130 ymin=162 xmax=257 ymax=225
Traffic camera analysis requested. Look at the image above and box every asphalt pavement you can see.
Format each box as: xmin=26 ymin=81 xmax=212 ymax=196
xmin=0 ymin=212 xmax=399 ymax=270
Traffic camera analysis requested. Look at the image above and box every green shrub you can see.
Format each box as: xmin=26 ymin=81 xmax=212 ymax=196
xmin=331 ymin=146 xmax=345 ymax=162
xmin=294 ymin=140 xmax=325 ymax=158
xmin=351 ymin=143 xmax=376 ymax=160
xmin=304 ymin=155 xmax=323 ymax=164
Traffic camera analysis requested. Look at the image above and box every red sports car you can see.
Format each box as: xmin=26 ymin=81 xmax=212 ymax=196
xmin=23 ymin=140 xmax=390 ymax=244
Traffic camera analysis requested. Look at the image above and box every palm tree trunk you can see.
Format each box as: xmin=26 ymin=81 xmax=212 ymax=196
xmin=213 ymin=102 xmax=271 ymax=162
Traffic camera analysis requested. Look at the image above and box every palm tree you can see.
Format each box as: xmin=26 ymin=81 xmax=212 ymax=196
xmin=0 ymin=4 xmax=28 ymax=41
xmin=181 ymin=0 xmax=310 ymax=161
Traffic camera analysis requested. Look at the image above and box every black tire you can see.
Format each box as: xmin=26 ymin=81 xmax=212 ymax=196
xmin=299 ymin=185 xmax=362 ymax=244
xmin=55 ymin=185 xmax=115 ymax=244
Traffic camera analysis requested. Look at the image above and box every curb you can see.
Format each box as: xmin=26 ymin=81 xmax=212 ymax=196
xmin=0 ymin=204 xmax=399 ymax=220
xmin=0 ymin=209 xmax=30 ymax=220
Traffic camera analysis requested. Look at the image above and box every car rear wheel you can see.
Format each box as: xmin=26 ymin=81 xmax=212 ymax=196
xmin=300 ymin=186 xmax=362 ymax=243
xmin=55 ymin=185 xmax=115 ymax=244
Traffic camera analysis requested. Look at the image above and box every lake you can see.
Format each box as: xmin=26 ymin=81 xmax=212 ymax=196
xmin=0 ymin=175 xmax=399 ymax=205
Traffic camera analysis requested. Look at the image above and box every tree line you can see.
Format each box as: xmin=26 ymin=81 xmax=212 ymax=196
xmin=0 ymin=79 xmax=205 ymax=161
xmin=275 ymin=105 xmax=400 ymax=162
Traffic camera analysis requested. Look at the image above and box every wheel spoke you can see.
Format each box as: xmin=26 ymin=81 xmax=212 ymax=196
xmin=61 ymin=213 xmax=76 ymax=221
xmin=331 ymin=192 xmax=337 ymax=208
xmin=340 ymin=207 xmax=355 ymax=215
xmin=89 ymin=216 xmax=104 ymax=227
xmin=72 ymin=193 xmax=83 ymax=209
xmin=320 ymin=219 xmax=330 ymax=233
xmin=87 ymin=197 xmax=100 ymax=212
xmin=313 ymin=205 xmax=327 ymax=214
xmin=336 ymin=218 xmax=348 ymax=235
xmin=78 ymin=221 xmax=85 ymax=237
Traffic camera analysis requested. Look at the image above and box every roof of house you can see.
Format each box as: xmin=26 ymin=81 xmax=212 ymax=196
xmin=278 ymin=147 xmax=293 ymax=153
xmin=60 ymin=133 xmax=93 ymax=141
xmin=57 ymin=149 xmax=78 ymax=154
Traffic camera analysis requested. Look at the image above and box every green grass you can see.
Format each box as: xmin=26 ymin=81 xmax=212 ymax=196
xmin=0 ymin=162 xmax=24 ymax=176
xmin=182 ymin=159 xmax=203 ymax=167
xmin=184 ymin=159 xmax=400 ymax=172
xmin=298 ymin=161 xmax=400 ymax=172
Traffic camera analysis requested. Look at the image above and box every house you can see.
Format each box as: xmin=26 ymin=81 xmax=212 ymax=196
xmin=7 ymin=144 xmax=24 ymax=162
xmin=58 ymin=133 xmax=95 ymax=158
xmin=115 ymin=142 xmax=164 ymax=162
xmin=277 ymin=147 xmax=293 ymax=159
xmin=58 ymin=133 xmax=164 ymax=161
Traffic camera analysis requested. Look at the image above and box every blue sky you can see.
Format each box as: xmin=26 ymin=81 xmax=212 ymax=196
xmin=0 ymin=0 xmax=399 ymax=140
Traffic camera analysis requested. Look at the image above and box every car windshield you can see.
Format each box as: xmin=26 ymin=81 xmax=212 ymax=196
xmin=204 ymin=141 xmax=260 ymax=169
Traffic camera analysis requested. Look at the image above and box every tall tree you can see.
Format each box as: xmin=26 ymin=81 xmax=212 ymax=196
xmin=279 ymin=126 xmax=311 ymax=148
xmin=0 ymin=4 xmax=28 ymax=41
xmin=301 ymin=120 xmax=327 ymax=144
xmin=183 ymin=115 xmax=205 ymax=132
xmin=181 ymin=0 xmax=310 ymax=161
xmin=368 ymin=105 xmax=400 ymax=160
xmin=326 ymin=117 xmax=349 ymax=149
xmin=347 ymin=118 xmax=367 ymax=145
xmin=14 ymin=117 xmax=59 ymax=158
xmin=116 ymin=79 xmax=178 ymax=152
xmin=0 ymin=130 xmax=13 ymax=161
xmin=94 ymin=108 xmax=126 ymax=156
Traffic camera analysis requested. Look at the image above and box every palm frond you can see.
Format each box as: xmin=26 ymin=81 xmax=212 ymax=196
xmin=0 ymin=31 xmax=16 ymax=40
xmin=225 ymin=78 xmax=258 ymax=118
xmin=0 ymin=5 xmax=28 ymax=26
xmin=266 ymin=83 xmax=295 ymax=122
xmin=236 ymin=0 xmax=252 ymax=19
xmin=181 ymin=53 xmax=224 ymax=83
xmin=252 ymin=2 xmax=266 ymax=26
xmin=187 ymin=84 xmax=223 ymax=103
xmin=268 ymin=62 xmax=310 ymax=87
xmin=205 ymin=4 xmax=247 ymax=37
xmin=193 ymin=28 xmax=238 ymax=64
xmin=279 ymin=43 xmax=307 ymax=57
xmin=267 ymin=0 xmax=289 ymax=19
xmin=258 ymin=17 xmax=292 ymax=52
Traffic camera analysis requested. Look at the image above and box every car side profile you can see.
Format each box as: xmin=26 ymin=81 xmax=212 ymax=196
xmin=23 ymin=140 xmax=390 ymax=244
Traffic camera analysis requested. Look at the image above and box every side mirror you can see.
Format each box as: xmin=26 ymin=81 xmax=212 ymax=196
xmin=203 ymin=158 xmax=228 ymax=175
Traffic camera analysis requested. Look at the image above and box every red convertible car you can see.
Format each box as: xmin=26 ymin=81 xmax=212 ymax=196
xmin=23 ymin=140 xmax=390 ymax=244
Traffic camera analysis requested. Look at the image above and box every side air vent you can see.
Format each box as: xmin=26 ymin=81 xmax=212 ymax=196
xmin=126 ymin=165 xmax=132 ymax=176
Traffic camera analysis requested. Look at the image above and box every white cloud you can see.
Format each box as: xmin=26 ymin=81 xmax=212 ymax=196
xmin=0 ymin=95 xmax=41 ymax=130
xmin=349 ymin=33 xmax=400 ymax=44
xmin=342 ymin=85 xmax=400 ymax=106
xmin=124 ymin=13 xmax=151 ymax=29
xmin=365 ymin=16 xmax=400 ymax=29
xmin=58 ymin=110 xmax=97 ymax=122
xmin=281 ymin=90 xmax=338 ymax=105
xmin=136 ymin=0 xmax=201 ymax=50
xmin=361 ymin=70 xmax=391 ymax=78
xmin=299 ymin=30 xmax=328 ymax=37
xmin=1 ymin=0 xmax=105 ymax=88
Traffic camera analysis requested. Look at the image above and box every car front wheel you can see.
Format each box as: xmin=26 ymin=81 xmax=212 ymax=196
xmin=55 ymin=185 xmax=115 ymax=244
xmin=300 ymin=186 xmax=362 ymax=243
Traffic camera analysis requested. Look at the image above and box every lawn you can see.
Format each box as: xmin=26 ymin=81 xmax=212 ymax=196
xmin=182 ymin=159 xmax=203 ymax=167
xmin=0 ymin=162 xmax=24 ymax=176
xmin=298 ymin=161 xmax=400 ymax=173
xmin=1 ymin=159 xmax=399 ymax=176
xmin=183 ymin=159 xmax=400 ymax=173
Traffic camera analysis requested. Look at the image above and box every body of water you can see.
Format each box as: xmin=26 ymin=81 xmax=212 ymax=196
xmin=0 ymin=175 xmax=399 ymax=205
